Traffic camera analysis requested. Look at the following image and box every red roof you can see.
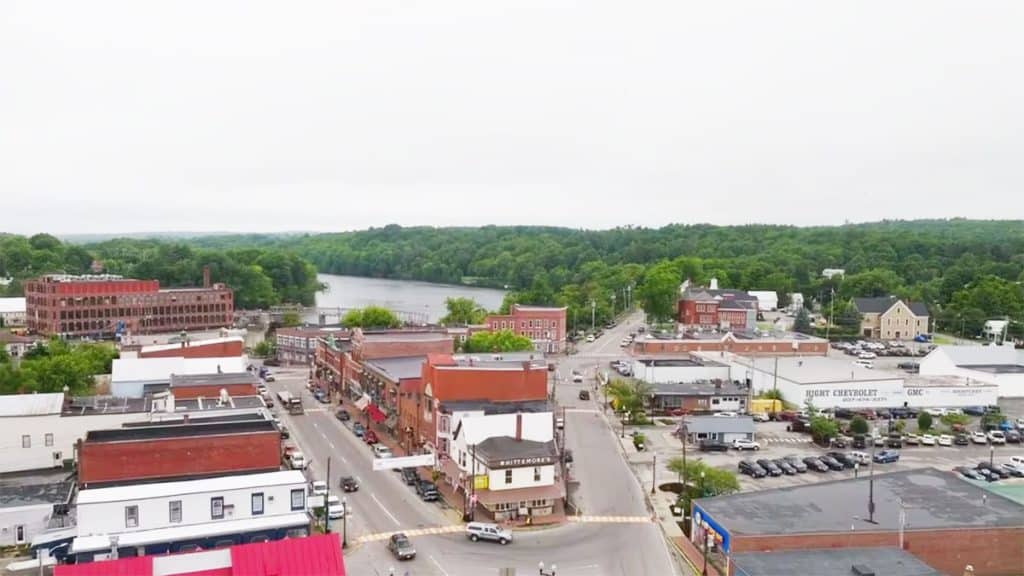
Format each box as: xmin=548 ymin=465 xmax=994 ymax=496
xmin=53 ymin=534 xmax=344 ymax=576
xmin=427 ymin=353 xmax=456 ymax=366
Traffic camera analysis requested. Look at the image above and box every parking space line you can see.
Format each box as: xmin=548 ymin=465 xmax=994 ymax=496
xmin=371 ymin=492 xmax=401 ymax=525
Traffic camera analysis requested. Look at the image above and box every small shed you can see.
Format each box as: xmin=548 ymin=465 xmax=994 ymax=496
xmin=682 ymin=415 xmax=755 ymax=444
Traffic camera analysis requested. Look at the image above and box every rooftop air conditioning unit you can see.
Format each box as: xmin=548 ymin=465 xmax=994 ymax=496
xmin=850 ymin=565 xmax=875 ymax=576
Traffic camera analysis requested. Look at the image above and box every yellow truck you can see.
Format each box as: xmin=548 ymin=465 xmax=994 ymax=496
xmin=750 ymin=398 xmax=783 ymax=416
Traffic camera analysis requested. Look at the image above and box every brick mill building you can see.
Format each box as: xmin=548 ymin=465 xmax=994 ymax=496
xmin=24 ymin=270 xmax=233 ymax=338
xmin=484 ymin=304 xmax=567 ymax=354
xmin=678 ymin=285 xmax=759 ymax=331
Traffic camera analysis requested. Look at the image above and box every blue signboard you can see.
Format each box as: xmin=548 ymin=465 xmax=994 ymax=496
xmin=692 ymin=503 xmax=731 ymax=553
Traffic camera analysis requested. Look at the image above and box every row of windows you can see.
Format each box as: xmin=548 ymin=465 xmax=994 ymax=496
xmin=21 ymin=433 xmax=54 ymax=448
xmin=503 ymin=467 xmax=543 ymax=485
xmin=493 ymin=498 xmax=553 ymax=511
xmin=494 ymin=319 xmax=559 ymax=330
xmin=123 ymin=490 xmax=304 ymax=528
xmin=711 ymin=397 xmax=744 ymax=404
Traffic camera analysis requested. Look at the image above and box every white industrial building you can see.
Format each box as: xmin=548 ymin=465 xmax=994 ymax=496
xmin=704 ymin=353 xmax=998 ymax=410
xmin=110 ymin=356 xmax=247 ymax=397
xmin=0 ymin=392 xmax=267 ymax=475
xmin=0 ymin=470 xmax=73 ymax=547
xmin=70 ymin=471 xmax=310 ymax=562
xmin=747 ymin=291 xmax=779 ymax=312
xmin=0 ymin=297 xmax=27 ymax=327
xmin=631 ymin=357 xmax=731 ymax=384
xmin=919 ymin=344 xmax=1024 ymax=398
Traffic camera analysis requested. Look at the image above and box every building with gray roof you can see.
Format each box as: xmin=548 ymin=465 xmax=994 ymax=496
xmin=680 ymin=415 xmax=755 ymax=444
xmin=731 ymin=547 xmax=943 ymax=576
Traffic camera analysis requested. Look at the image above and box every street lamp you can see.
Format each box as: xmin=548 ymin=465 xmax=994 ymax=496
xmin=341 ymin=496 xmax=348 ymax=548
xmin=590 ymin=300 xmax=596 ymax=332
xmin=539 ymin=561 xmax=557 ymax=576
xmin=620 ymin=411 xmax=628 ymax=438
xmin=700 ymin=470 xmax=705 ymax=498
xmin=990 ymin=444 xmax=995 ymax=467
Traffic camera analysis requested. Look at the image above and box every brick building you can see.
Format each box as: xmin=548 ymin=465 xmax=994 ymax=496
xmin=138 ymin=336 xmax=245 ymax=359
xmin=634 ymin=331 xmax=829 ymax=357
xmin=678 ymin=286 xmax=758 ymax=331
xmin=401 ymin=352 xmax=549 ymax=450
xmin=275 ymin=326 xmax=348 ymax=365
xmin=24 ymin=272 xmax=233 ymax=338
xmin=77 ymin=418 xmax=282 ymax=488
xmin=692 ymin=468 xmax=1024 ymax=576
xmin=484 ymin=304 xmax=567 ymax=354
xmin=167 ymin=372 xmax=260 ymax=399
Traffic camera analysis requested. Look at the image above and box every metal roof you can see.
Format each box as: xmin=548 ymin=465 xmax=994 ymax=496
xmin=0 ymin=469 xmax=74 ymax=508
xmin=362 ymin=355 xmax=426 ymax=381
xmin=0 ymin=297 xmax=26 ymax=313
xmin=85 ymin=419 xmax=276 ymax=442
xmin=169 ymin=371 xmax=260 ymax=388
xmin=731 ymin=547 xmax=943 ymax=576
xmin=695 ymin=468 xmax=1024 ymax=536
xmin=0 ymin=392 xmax=65 ymax=417
xmin=112 ymin=356 xmax=247 ymax=384
xmin=684 ymin=415 xmax=755 ymax=434
xmin=76 ymin=470 xmax=306 ymax=505
xmin=649 ymin=382 xmax=748 ymax=397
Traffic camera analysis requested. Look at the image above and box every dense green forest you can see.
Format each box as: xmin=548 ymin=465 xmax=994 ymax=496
xmin=0 ymin=234 xmax=321 ymax=309
xmin=186 ymin=220 xmax=1024 ymax=337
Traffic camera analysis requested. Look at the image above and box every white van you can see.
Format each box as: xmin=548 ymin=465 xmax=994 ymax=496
xmin=1009 ymin=455 xmax=1024 ymax=468
xmin=853 ymin=359 xmax=874 ymax=369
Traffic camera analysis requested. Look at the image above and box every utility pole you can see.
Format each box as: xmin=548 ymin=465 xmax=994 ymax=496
xmin=324 ymin=457 xmax=331 ymax=533
xmin=680 ymin=414 xmax=688 ymax=494
xmin=591 ymin=300 xmax=596 ymax=332
xmin=826 ymin=287 xmax=835 ymax=341
xmin=611 ymin=293 xmax=616 ymax=318
xmin=868 ymin=442 xmax=876 ymax=523
xmin=470 ymin=443 xmax=477 ymax=522
xmin=651 ymin=454 xmax=657 ymax=494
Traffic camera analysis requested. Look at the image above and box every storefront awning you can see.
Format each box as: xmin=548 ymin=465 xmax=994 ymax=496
xmin=366 ymin=403 xmax=386 ymax=423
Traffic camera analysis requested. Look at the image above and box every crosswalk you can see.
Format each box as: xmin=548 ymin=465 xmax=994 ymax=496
xmin=762 ymin=436 xmax=813 ymax=444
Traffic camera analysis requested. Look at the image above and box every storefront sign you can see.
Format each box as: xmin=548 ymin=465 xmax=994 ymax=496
xmin=473 ymin=475 xmax=489 ymax=490
xmin=495 ymin=456 xmax=554 ymax=468
xmin=692 ymin=504 xmax=730 ymax=553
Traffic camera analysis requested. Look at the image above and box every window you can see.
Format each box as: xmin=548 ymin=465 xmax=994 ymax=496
xmin=290 ymin=489 xmax=305 ymax=511
xmin=533 ymin=467 xmax=541 ymax=482
xmin=125 ymin=505 xmax=139 ymax=528
xmin=210 ymin=497 xmax=224 ymax=519
xmin=169 ymin=500 xmax=182 ymax=523
xmin=505 ymin=469 xmax=513 ymax=485
xmin=251 ymin=493 xmax=264 ymax=515
xmin=45 ymin=433 xmax=54 ymax=447
xmin=21 ymin=435 xmax=30 ymax=448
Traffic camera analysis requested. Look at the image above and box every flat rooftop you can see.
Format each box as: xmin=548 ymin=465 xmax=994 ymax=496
xmin=169 ymin=371 xmax=259 ymax=387
xmin=960 ymin=363 xmax=1024 ymax=374
xmin=635 ymin=357 xmax=727 ymax=368
xmin=730 ymin=547 xmax=943 ymax=576
xmin=85 ymin=419 xmax=277 ymax=442
xmin=439 ymin=399 xmax=551 ymax=414
xmin=649 ymin=381 xmax=748 ymax=397
xmin=0 ymin=469 xmax=74 ymax=508
xmin=363 ymin=355 xmax=426 ymax=381
xmin=363 ymin=331 xmax=451 ymax=342
xmin=695 ymin=468 xmax=1024 ymax=536
xmin=642 ymin=330 xmax=826 ymax=343
xmin=63 ymin=394 xmax=265 ymax=416
xmin=729 ymin=354 xmax=902 ymax=385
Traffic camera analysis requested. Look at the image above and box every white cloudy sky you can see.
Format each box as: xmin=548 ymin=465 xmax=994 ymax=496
xmin=2 ymin=1 xmax=1022 ymax=235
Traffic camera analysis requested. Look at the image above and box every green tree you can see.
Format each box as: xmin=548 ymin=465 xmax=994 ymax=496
xmin=940 ymin=413 xmax=969 ymax=428
xmin=793 ymin=308 xmax=813 ymax=334
xmin=636 ymin=261 xmax=680 ymax=322
xmin=0 ymin=346 xmax=9 ymax=365
xmin=917 ymin=411 xmax=933 ymax=432
xmin=281 ymin=311 xmax=302 ymax=328
xmin=253 ymin=340 xmax=276 ymax=358
xmin=604 ymin=379 xmax=652 ymax=423
xmin=809 ymin=415 xmax=839 ymax=444
xmin=441 ymin=297 xmax=487 ymax=325
xmin=341 ymin=306 xmax=401 ymax=329
xmin=849 ymin=415 xmax=869 ymax=435
xmin=666 ymin=458 xmax=740 ymax=496
xmin=462 ymin=330 xmax=534 ymax=353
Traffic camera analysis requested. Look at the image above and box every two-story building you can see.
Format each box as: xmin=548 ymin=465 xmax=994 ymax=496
xmin=678 ymin=284 xmax=759 ymax=331
xmin=484 ymin=304 xmax=567 ymax=354
xmin=275 ymin=327 xmax=348 ymax=366
xmin=852 ymin=297 xmax=929 ymax=340
xmin=0 ymin=297 xmax=27 ymax=327
xmin=69 ymin=471 xmax=310 ymax=562
xmin=447 ymin=412 xmax=562 ymax=521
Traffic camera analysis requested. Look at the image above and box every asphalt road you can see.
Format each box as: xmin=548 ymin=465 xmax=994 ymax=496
xmin=264 ymin=311 xmax=684 ymax=576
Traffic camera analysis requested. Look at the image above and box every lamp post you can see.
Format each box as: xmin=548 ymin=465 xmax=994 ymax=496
xmin=680 ymin=414 xmax=689 ymax=493
xmin=539 ymin=561 xmax=557 ymax=576
xmin=990 ymin=444 xmax=994 ymax=467
xmin=701 ymin=532 xmax=712 ymax=576
xmin=341 ymin=496 xmax=348 ymax=548
xmin=620 ymin=411 xmax=628 ymax=438
xmin=591 ymin=300 xmax=596 ymax=332
xmin=700 ymin=470 xmax=705 ymax=498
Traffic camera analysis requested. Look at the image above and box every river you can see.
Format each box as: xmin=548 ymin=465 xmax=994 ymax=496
xmin=313 ymin=274 xmax=507 ymax=323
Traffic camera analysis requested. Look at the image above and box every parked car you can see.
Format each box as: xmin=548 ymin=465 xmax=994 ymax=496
xmin=962 ymin=406 xmax=987 ymax=416
xmin=889 ymin=407 xmax=911 ymax=419
xmin=339 ymin=476 xmax=359 ymax=492
xmin=585 ymin=335 xmax=595 ymax=343
xmin=988 ymin=431 xmax=1007 ymax=445
xmin=829 ymin=436 xmax=849 ymax=449
xmin=904 ymin=434 xmax=921 ymax=446
xmin=977 ymin=462 xmax=1010 ymax=479
xmin=465 ymin=522 xmax=512 ymax=545
xmin=278 ymin=424 xmax=290 ymax=439
xmin=956 ymin=466 xmax=986 ymax=481
xmin=756 ymin=459 xmax=782 ymax=476
xmin=920 ymin=434 xmax=937 ymax=446
xmin=388 ymin=533 xmax=416 ymax=561
xmin=578 ymin=390 xmax=590 ymax=400
xmin=373 ymin=444 xmax=393 ymax=459
xmin=1000 ymin=462 xmax=1024 ymax=478
xmin=847 ymin=451 xmax=872 ymax=465
xmin=976 ymin=468 xmax=1001 ymax=482
xmin=937 ymin=435 xmax=954 ymax=447
xmin=699 ymin=440 xmax=730 ymax=453
xmin=954 ymin=433 xmax=970 ymax=446
xmin=363 ymin=430 xmax=379 ymax=444
xmin=779 ymin=455 xmax=806 ymax=473
xmin=732 ymin=438 xmax=761 ymax=451
xmin=802 ymin=457 xmax=830 ymax=472
xmin=335 ymin=409 xmax=351 ymax=422
xmin=819 ymin=455 xmax=846 ymax=471
xmin=415 ymin=480 xmax=440 ymax=501
xmin=824 ymin=452 xmax=855 ymax=469
xmin=971 ymin=431 xmax=989 ymax=445
xmin=873 ymin=449 xmax=900 ymax=464
xmin=752 ymin=412 xmax=770 ymax=423
xmin=897 ymin=361 xmax=920 ymax=372
xmin=714 ymin=412 xmax=740 ymax=418
xmin=572 ymin=371 xmax=584 ymax=383
xmin=310 ymin=480 xmax=328 ymax=497
xmin=324 ymin=495 xmax=344 ymax=520
xmin=852 ymin=434 xmax=867 ymax=449
xmin=834 ymin=408 xmax=855 ymax=419
xmin=1006 ymin=430 xmax=1022 ymax=444
xmin=400 ymin=467 xmax=419 ymax=485
xmin=772 ymin=458 xmax=797 ymax=475
xmin=313 ymin=389 xmax=328 ymax=403
xmin=352 ymin=422 xmax=365 ymax=437
xmin=885 ymin=434 xmax=903 ymax=449
xmin=738 ymin=460 xmax=767 ymax=478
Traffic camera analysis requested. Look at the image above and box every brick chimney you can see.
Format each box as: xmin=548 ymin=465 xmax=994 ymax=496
xmin=515 ymin=413 xmax=522 ymax=441
xmin=202 ymin=265 xmax=211 ymax=288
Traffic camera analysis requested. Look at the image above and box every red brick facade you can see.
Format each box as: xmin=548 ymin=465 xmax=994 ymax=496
xmin=679 ymin=298 xmax=719 ymax=327
xmin=24 ymin=275 xmax=233 ymax=337
xmin=140 ymin=339 xmax=244 ymax=359
xmin=484 ymin=304 xmax=567 ymax=353
xmin=728 ymin=527 xmax=1024 ymax=576
xmin=635 ymin=334 xmax=828 ymax=357
xmin=77 ymin=431 xmax=281 ymax=487
xmin=169 ymin=383 xmax=258 ymax=399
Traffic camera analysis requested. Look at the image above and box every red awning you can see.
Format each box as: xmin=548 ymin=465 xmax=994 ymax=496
xmin=231 ymin=533 xmax=345 ymax=576
xmin=55 ymin=557 xmax=153 ymax=576
xmin=365 ymin=403 xmax=386 ymax=423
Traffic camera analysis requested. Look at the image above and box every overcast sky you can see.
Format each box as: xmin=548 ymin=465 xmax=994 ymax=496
xmin=2 ymin=1 xmax=1022 ymax=235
